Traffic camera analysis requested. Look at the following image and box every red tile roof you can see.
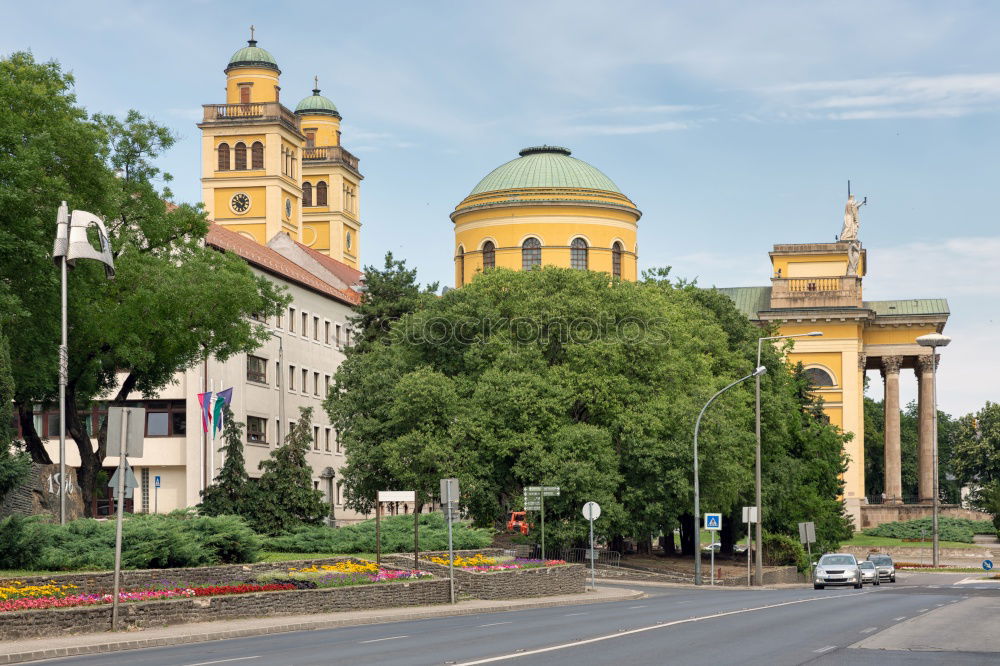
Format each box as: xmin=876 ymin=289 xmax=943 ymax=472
xmin=293 ymin=239 xmax=364 ymax=286
xmin=206 ymin=225 xmax=360 ymax=306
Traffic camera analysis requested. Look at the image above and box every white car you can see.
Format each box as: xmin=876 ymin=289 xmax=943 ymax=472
xmin=814 ymin=553 xmax=862 ymax=590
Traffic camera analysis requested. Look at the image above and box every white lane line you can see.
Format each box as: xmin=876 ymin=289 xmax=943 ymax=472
xmin=893 ymin=616 xmax=906 ymax=621
xmin=185 ymin=659 xmax=260 ymax=666
xmin=919 ymin=608 xmax=929 ymax=613
xmin=936 ymin=603 xmax=944 ymax=607
xmin=860 ymin=627 xmax=878 ymax=634
xmin=814 ymin=646 xmax=837 ymax=654
xmin=479 ymin=621 xmax=513 ymax=628
xmin=455 ymin=591 xmax=868 ymax=665
xmin=628 ymin=605 xmax=647 ymax=609
xmin=359 ymin=635 xmax=408 ymax=644
xmin=564 ymin=612 xmax=589 ymax=616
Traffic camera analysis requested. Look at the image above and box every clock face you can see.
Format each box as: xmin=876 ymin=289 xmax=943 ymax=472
xmin=230 ymin=193 xmax=250 ymax=215
xmin=285 ymin=198 xmax=292 ymax=218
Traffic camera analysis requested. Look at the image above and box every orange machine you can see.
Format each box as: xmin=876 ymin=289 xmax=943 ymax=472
xmin=507 ymin=511 xmax=531 ymax=535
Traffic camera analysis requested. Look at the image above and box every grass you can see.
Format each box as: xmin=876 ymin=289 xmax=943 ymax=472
xmin=842 ymin=534 xmax=981 ymax=549
xmin=259 ymin=551 xmax=378 ymax=563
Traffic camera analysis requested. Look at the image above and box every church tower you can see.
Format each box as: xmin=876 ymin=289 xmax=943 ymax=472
xmin=295 ymin=82 xmax=364 ymax=268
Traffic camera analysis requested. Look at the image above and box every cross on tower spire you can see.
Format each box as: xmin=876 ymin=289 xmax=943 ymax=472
xmin=248 ymin=24 xmax=256 ymax=46
xmin=313 ymin=75 xmax=320 ymax=94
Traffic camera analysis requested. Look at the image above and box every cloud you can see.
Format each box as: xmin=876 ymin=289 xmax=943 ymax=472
xmin=865 ymin=236 xmax=1000 ymax=297
xmin=556 ymin=121 xmax=691 ymax=136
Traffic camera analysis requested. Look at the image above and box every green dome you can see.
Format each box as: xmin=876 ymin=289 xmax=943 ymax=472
xmin=295 ymin=88 xmax=340 ymax=117
xmin=226 ymin=39 xmax=279 ymax=72
xmin=469 ymin=146 xmax=621 ymax=195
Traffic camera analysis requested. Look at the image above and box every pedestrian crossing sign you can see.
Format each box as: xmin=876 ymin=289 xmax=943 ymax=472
xmin=704 ymin=513 xmax=722 ymax=531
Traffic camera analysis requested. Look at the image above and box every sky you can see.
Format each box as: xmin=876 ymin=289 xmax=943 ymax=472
xmin=3 ymin=0 xmax=997 ymax=416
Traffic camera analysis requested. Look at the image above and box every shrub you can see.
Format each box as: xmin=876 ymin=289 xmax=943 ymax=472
xmin=762 ymin=532 xmax=809 ymax=572
xmin=186 ymin=514 xmax=261 ymax=564
xmin=264 ymin=512 xmax=492 ymax=554
xmin=0 ymin=515 xmax=50 ymax=570
xmin=862 ymin=517 xmax=994 ymax=543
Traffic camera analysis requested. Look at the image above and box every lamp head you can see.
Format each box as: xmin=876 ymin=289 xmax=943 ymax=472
xmin=806 ymin=331 xmax=823 ymax=337
xmin=916 ymin=333 xmax=951 ymax=349
xmin=753 ymin=366 xmax=767 ymax=377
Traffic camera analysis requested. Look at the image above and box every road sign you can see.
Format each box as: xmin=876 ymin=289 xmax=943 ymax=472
xmin=154 ymin=475 xmax=160 ymax=488
xmin=378 ymin=490 xmax=416 ymax=503
xmin=742 ymin=506 xmax=758 ymax=523
xmin=440 ymin=478 xmax=459 ymax=505
xmin=108 ymin=460 xmax=138 ymax=499
xmin=525 ymin=486 xmax=560 ymax=496
xmin=798 ymin=521 xmax=816 ymax=545
xmin=524 ymin=503 xmax=541 ymax=511
xmin=704 ymin=513 xmax=721 ymax=531
xmin=106 ymin=407 xmax=146 ymax=457
xmin=984 ymin=559 xmax=994 ymax=571
xmin=582 ymin=501 xmax=601 ymax=521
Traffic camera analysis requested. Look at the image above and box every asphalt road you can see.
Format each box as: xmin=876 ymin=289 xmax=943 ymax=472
xmin=37 ymin=572 xmax=999 ymax=666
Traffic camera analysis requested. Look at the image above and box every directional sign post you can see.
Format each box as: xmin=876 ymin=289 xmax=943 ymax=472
xmin=704 ymin=513 xmax=721 ymax=585
xmin=984 ymin=559 xmax=994 ymax=572
xmin=526 ymin=486 xmax=559 ymax=560
xmin=798 ymin=522 xmax=817 ymax=580
xmin=376 ymin=491 xmax=416 ymax=567
xmin=743 ymin=506 xmax=757 ymax=586
xmin=582 ymin=502 xmax=601 ymax=589
xmin=440 ymin=478 xmax=460 ymax=604
xmin=108 ymin=407 xmax=144 ymax=631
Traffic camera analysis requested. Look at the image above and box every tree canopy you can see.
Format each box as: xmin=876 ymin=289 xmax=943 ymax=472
xmin=326 ymin=266 xmax=852 ymax=552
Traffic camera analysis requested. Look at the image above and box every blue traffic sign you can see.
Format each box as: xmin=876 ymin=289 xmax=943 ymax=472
xmin=984 ymin=559 xmax=993 ymax=571
xmin=154 ymin=475 xmax=160 ymax=488
xmin=704 ymin=513 xmax=722 ymax=530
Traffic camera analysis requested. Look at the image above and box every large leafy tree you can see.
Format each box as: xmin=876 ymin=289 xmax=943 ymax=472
xmin=0 ymin=333 xmax=31 ymax=500
xmin=198 ymin=405 xmax=251 ymax=517
xmin=0 ymin=52 xmax=287 ymax=514
xmin=349 ymin=252 xmax=439 ymax=353
xmin=952 ymin=402 xmax=1000 ymax=528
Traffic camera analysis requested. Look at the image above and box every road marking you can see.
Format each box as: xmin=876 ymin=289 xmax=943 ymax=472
xmin=455 ymin=592 xmax=868 ymax=665
xmin=919 ymin=608 xmax=929 ymax=613
xmin=185 ymin=659 xmax=260 ymax=666
xmin=814 ymin=646 xmax=837 ymax=654
xmin=893 ymin=616 xmax=906 ymax=621
xmin=627 ymin=605 xmax=647 ymax=609
xmin=564 ymin=612 xmax=589 ymax=616
xmin=860 ymin=627 xmax=878 ymax=634
xmin=936 ymin=603 xmax=944 ymax=607
xmin=479 ymin=622 xmax=513 ymax=627
xmin=359 ymin=635 xmax=408 ymax=644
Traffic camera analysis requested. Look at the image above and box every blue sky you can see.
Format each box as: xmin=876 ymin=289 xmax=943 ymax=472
xmin=3 ymin=1 xmax=997 ymax=415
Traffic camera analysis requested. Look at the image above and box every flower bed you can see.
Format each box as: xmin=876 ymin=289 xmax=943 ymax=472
xmin=428 ymin=554 xmax=567 ymax=571
xmin=258 ymin=560 xmax=432 ymax=588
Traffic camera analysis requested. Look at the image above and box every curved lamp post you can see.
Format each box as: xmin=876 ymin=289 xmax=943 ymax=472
xmin=694 ymin=365 xmax=766 ymax=585
xmin=916 ymin=332 xmax=950 ymax=568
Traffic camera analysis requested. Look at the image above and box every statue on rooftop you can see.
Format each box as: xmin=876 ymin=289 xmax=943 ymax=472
xmin=841 ymin=192 xmax=865 ymax=241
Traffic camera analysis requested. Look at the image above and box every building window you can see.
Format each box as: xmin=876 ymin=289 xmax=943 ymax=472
xmin=313 ymin=425 xmax=320 ymax=451
xmin=276 ymin=310 xmax=283 ymax=328
xmin=301 ymin=312 xmax=308 ymax=336
xmin=804 ymin=367 xmax=836 ymax=387
xmin=316 ymin=181 xmax=328 ymax=206
xmin=141 ymin=468 xmax=150 ymax=513
xmin=456 ymin=245 xmax=465 ymax=285
xmin=275 ymin=361 xmax=280 ymax=387
xmin=314 ymin=371 xmax=320 ymax=396
xmin=325 ymin=427 xmax=331 ymax=452
xmin=247 ymin=416 xmax=267 ymax=444
xmin=325 ymin=374 xmax=331 ymax=395
xmin=139 ymin=401 xmax=186 ymax=437
xmin=482 ymin=241 xmax=495 ymax=270
xmin=345 ymin=328 xmax=352 ymax=346
xmin=147 ymin=412 xmax=169 ymax=437
xmin=325 ymin=321 xmax=331 ymax=344
xmin=335 ymin=324 xmax=342 ymax=346
xmin=305 ymin=131 xmax=315 ymax=148
xmin=217 ymin=143 xmax=230 ymax=171
xmin=570 ymin=238 xmax=588 ymax=270
xmin=336 ymin=481 xmax=342 ymax=505
xmin=302 ymin=182 xmax=312 ymax=207
xmin=247 ymin=355 xmax=267 ymax=384
xmin=289 ymin=365 xmax=296 ymax=390
xmin=313 ymin=316 xmax=320 ymax=340
xmin=302 ymin=368 xmax=308 ymax=392
xmin=336 ymin=430 xmax=342 ymax=453
xmin=612 ymin=241 xmax=623 ymax=278
xmin=234 ymin=142 xmax=247 ymax=170
xmin=251 ymin=142 xmax=264 ymax=169
xmin=522 ymin=237 xmax=541 ymax=270
xmin=289 ymin=307 xmax=295 ymax=332
xmin=239 ymin=85 xmax=251 ymax=104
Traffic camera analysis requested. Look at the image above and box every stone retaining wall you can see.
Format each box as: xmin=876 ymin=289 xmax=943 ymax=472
xmin=384 ymin=554 xmax=585 ymax=599
xmin=0 ymin=579 xmax=451 ymax=641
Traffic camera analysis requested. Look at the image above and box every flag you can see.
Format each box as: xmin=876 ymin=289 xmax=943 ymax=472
xmin=197 ymin=391 xmax=213 ymax=433
xmin=212 ymin=388 xmax=234 ymax=439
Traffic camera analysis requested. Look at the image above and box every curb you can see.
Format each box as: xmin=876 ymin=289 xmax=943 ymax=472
xmin=0 ymin=590 xmax=643 ymax=665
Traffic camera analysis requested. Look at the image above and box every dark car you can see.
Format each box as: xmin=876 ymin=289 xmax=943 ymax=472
xmin=866 ymin=554 xmax=896 ymax=582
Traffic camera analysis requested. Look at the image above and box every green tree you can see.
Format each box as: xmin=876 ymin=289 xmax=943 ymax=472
xmin=198 ymin=405 xmax=250 ymax=517
xmin=0 ymin=53 xmax=288 ymax=514
xmin=349 ymin=252 xmax=438 ymax=353
xmin=952 ymin=402 xmax=1000 ymax=528
xmin=0 ymin=333 xmax=31 ymax=500
xmin=248 ymin=407 xmax=327 ymax=535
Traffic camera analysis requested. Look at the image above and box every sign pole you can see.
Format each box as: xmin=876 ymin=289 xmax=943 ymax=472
xmin=111 ymin=408 xmax=128 ymax=631
xmin=414 ymin=502 xmax=419 ymax=570
xmin=540 ymin=493 xmax=545 ymax=561
xmin=376 ymin=501 xmax=382 ymax=567
xmin=746 ymin=517 xmax=751 ymax=587
xmin=445 ymin=481 xmax=455 ymax=604
xmin=589 ymin=514 xmax=595 ymax=589
xmin=710 ymin=532 xmax=715 ymax=586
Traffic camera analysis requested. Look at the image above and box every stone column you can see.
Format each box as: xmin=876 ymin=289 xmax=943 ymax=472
xmin=916 ymin=355 xmax=938 ymax=503
xmin=881 ymin=355 xmax=904 ymax=504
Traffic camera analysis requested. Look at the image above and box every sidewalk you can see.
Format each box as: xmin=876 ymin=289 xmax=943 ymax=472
xmin=0 ymin=587 xmax=643 ymax=665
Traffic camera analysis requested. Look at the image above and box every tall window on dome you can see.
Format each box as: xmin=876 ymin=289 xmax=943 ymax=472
xmin=482 ymin=241 xmax=495 ymax=270
xmin=251 ymin=142 xmax=264 ymax=169
xmin=239 ymin=85 xmax=251 ymax=104
xmin=302 ymin=182 xmax=313 ymax=207
xmin=217 ymin=143 xmax=230 ymax=171
xmin=316 ymin=181 xmax=328 ymax=206
xmin=522 ymin=238 xmax=541 ymax=270
xmin=457 ymin=245 xmax=465 ymax=284
xmin=305 ymin=131 xmax=316 ymax=148
xmin=570 ymin=238 xmax=588 ymax=270
xmin=612 ymin=241 xmax=623 ymax=278
xmin=234 ymin=142 xmax=247 ymax=170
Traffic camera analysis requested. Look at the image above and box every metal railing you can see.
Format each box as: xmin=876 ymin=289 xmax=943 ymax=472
xmin=865 ymin=495 xmax=926 ymax=505
xmin=517 ymin=546 xmax=622 ymax=567
xmin=202 ymin=103 xmax=299 ymax=132
xmin=302 ymin=145 xmax=361 ymax=171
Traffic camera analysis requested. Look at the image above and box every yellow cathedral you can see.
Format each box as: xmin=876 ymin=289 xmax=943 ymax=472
xmin=198 ymin=34 xmax=363 ymax=267
xmin=452 ymin=149 xmax=949 ymax=529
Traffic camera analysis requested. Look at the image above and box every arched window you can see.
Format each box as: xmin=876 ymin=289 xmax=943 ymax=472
xmin=302 ymin=182 xmax=313 ymax=207
xmin=612 ymin=241 xmax=623 ymax=278
xmin=482 ymin=240 xmax=495 ymax=270
xmin=522 ymin=238 xmax=541 ymax=270
xmin=234 ymin=142 xmax=247 ymax=170
xmin=570 ymin=237 xmax=588 ymax=270
xmin=803 ymin=367 xmax=836 ymax=387
xmin=251 ymin=142 xmax=264 ymax=169
xmin=456 ymin=245 xmax=465 ymax=284
xmin=316 ymin=181 xmax=328 ymax=206
xmin=217 ymin=143 xmax=230 ymax=171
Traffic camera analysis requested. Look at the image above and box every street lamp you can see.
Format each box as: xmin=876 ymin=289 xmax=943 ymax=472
xmin=754 ymin=331 xmax=822 ymax=585
xmin=694 ymin=366 xmax=767 ymax=585
xmin=916 ymin=332 xmax=951 ymax=568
